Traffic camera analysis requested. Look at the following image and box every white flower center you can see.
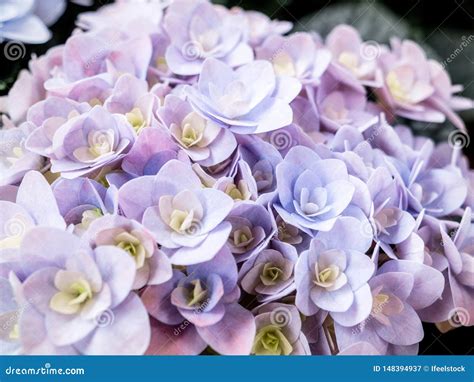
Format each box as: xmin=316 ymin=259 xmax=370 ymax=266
xmin=115 ymin=231 xmax=151 ymax=269
xmin=50 ymin=271 xmax=93 ymax=315
xmin=338 ymin=51 xmax=359 ymax=73
xmin=126 ymin=107 xmax=146 ymax=134
xmin=272 ymin=52 xmax=296 ymax=77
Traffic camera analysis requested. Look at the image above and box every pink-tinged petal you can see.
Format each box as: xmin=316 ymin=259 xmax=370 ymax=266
xmin=74 ymin=293 xmax=150 ymax=355
xmin=7 ymin=71 xmax=42 ymax=124
xmin=146 ymin=318 xmax=207 ymax=355
xmin=196 ymin=303 xmax=255 ymax=355
xmin=141 ymin=271 xmax=184 ymax=325
xmin=179 ymin=304 xmax=225 ymax=328
xmin=121 ymin=127 xmax=178 ymax=177
xmin=331 ymin=284 xmax=372 ymax=327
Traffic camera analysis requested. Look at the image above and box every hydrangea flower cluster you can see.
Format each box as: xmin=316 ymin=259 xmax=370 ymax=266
xmin=1 ymin=0 xmax=473 ymax=356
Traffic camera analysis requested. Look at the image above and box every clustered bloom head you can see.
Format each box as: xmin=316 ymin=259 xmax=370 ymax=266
xmin=0 ymin=0 xmax=472 ymax=356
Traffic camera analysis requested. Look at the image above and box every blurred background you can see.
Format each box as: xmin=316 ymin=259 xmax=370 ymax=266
xmin=0 ymin=0 xmax=472 ymax=355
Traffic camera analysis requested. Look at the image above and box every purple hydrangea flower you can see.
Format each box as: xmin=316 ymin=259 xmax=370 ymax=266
xmin=119 ymin=159 xmax=233 ymax=265
xmin=142 ymin=246 xmax=255 ymax=355
xmin=52 ymin=177 xmax=117 ymax=232
xmin=240 ymin=239 xmax=297 ymax=302
xmin=23 ymin=96 xmax=91 ymax=156
xmin=224 ymin=201 xmax=275 ymax=262
xmin=256 ymin=32 xmax=331 ymax=85
xmin=18 ymin=227 xmax=150 ymax=354
xmin=295 ymin=217 xmax=374 ymax=327
xmin=252 ymin=303 xmax=310 ymax=355
xmin=104 ymin=74 xmax=161 ymax=135
xmin=77 ymin=0 xmax=163 ymax=32
xmin=158 ymin=94 xmax=237 ymax=166
xmin=367 ymin=123 xmax=468 ymax=218
xmin=325 ymin=24 xmax=383 ymax=89
xmin=418 ymin=208 xmax=474 ymax=326
xmin=237 ymin=135 xmax=282 ymax=200
xmin=231 ymin=8 xmax=292 ymax=48
xmin=163 ymin=0 xmax=253 ymax=76
xmin=376 ymin=39 xmax=453 ymax=125
xmin=6 ymin=46 xmax=63 ymax=123
xmin=120 ymin=126 xmax=181 ymax=179
xmin=213 ymin=159 xmax=258 ymax=202
xmin=427 ymin=60 xmax=474 ymax=131
xmin=0 ymin=119 xmax=44 ymax=186
xmin=44 ymin=27 xmax=152 ymax=98
xmin=27 ymin=105 xmax=136 ymax=179
xmin=316 ymin=72 xmax=378 ymax=133
xmin=185 ymin=58 xmax=301 ymax=134
xmin=274 ymin=146 xmax=360 ymax=233
xmin=366 ymin=166 xmax=416 ymax=255
xmin=335 ymin=260 xmax=444 ymax=354
xmin=82 ymin=214 xmax=172 ymax=289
